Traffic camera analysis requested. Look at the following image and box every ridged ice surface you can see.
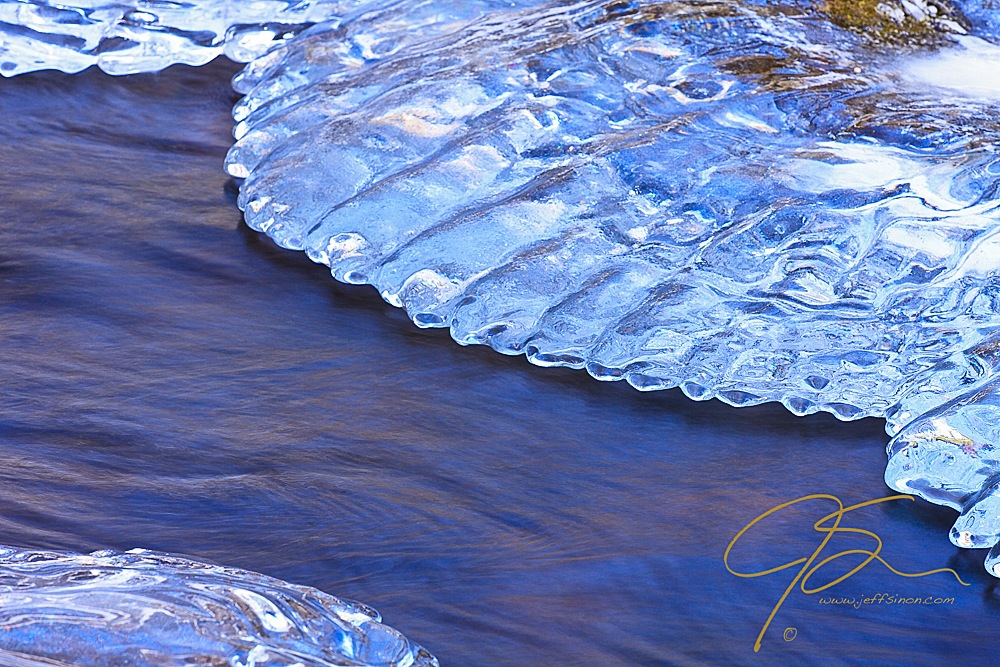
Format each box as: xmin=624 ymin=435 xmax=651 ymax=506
xmin=0 ymin=545 xmax=437 ymax=667
xmin=227 ymin=0 xmax=1000 ymax=427
xmin=0 ymin=0 xmax=550 ymax=76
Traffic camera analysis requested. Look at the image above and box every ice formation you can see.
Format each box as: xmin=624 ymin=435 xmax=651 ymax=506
xmin=0 ymin=1 xmax=550 ymax=76
xmin=226 ymin=0 xmax=998 ymax=423
xmin=0 ymin=545 xmax=437 ymax=667
xmin=0 ymin=0 xmax=351 ymax=75
xmin=2 ymin=0 xmax=1000 ymax=580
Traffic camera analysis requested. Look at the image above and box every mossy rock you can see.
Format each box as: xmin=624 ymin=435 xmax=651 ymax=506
xmin=822 ymin=0 xmax=969 ymax=45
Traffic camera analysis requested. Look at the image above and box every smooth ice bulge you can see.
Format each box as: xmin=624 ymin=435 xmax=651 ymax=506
xmin=0 ymin=546 xmax=437 ymax=667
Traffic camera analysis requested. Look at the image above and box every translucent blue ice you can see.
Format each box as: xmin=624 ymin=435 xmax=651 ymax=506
xmin=0 ymin=0 xmax=545 ymax=76
xmin=0 ymin=546 xmax=437 ymax=667
xmin=4 ymin=0 xmax=1000 ymax=576
xmin=0 ymin=0 xmax=352 ymax=75
xmin=227 ymin=1 xmax=1000 ymax=422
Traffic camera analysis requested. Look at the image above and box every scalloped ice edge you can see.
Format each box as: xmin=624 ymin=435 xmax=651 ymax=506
xmin=234 ymin=199 xmax=880 ymax=424
xmin=221 ymin=19 xmax=958 ymax=430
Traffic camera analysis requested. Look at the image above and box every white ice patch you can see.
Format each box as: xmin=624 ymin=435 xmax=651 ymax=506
xmin=901 ymin=36 xmax=1000 ymax=101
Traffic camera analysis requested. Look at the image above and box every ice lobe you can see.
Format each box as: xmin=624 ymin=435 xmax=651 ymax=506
xmin=0 ymin=0 xmax=544 ymax=76
xmin=0 ymin=0 xmax=354 ymax=76
xmin=0 ymin=545 xmax=437 ymax=667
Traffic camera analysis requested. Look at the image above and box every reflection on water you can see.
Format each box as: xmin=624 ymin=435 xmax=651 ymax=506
xmin=2 ymin=60 xmax=1000 ymax=665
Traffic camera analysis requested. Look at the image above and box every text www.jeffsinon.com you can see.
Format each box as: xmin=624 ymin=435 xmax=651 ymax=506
xmin=818 ymin=593 xmax=955 ymax=609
